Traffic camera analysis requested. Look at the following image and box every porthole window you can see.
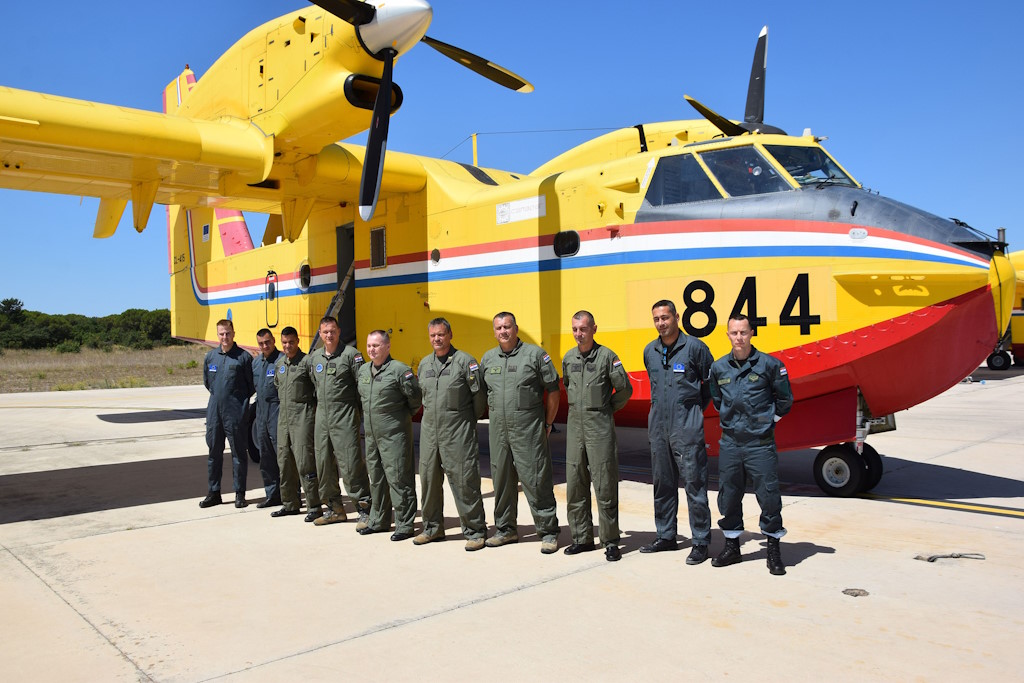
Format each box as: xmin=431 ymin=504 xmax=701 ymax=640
xmin=299 ymin=263 xmax=311 ymax=290
xmin=553 ymin=231 xmax=580 ymax=257
xmin=430 ymin=248 xmax=441 ymax=264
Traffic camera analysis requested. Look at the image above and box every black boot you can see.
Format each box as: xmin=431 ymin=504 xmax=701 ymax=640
xmin=712 ymin=537 xmax=742 ymax=567
xmin=766 ymin=537 xmax=786 ymax=575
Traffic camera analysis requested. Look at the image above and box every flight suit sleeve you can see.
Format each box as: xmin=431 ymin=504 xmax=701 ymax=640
xmin=697 ymin=343 xmax=714 ymax=411
xmin=400 ymin=368 xmax=423 ymax=414
xmin=203 ymin=353 xmax=211 ymax=392
xmin=608 ymin=354 xmax=633 ymax=413
xmin=242 ymin=353 xmax=256 ymax=399
xmin=539 ymin=350 xmax=560 ymax=394
xmin=466 ymin=358 xmax=486 ymax=419
xmin=772 ymin=359 xmax=794 ymax=418
xmin=709 ymin=363 xmax=723 ymax=412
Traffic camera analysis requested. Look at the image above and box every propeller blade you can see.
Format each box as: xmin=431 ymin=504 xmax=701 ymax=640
xmin=684 ymin=95 xmax=747 ymax=137
xmin=308 ymin=0 xmax=376 ymax=26
xmin=359 ymin=48 xmax=396 ymax=222
xmin=744 ymin=26 xmax=768 ymax=124
xmin=422 ymin=35 xmax=534 ymax=93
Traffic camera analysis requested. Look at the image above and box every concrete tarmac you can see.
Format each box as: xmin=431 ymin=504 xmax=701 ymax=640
xmin=1 ymin=369 xmax=1022 ymax=681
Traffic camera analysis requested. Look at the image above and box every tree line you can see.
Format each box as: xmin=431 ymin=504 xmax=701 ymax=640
xmin=0 ymin=298 xmax=183 ymax=352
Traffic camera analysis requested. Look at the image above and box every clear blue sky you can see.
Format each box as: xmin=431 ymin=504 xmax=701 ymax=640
xmin=1 ymin=1 xmax=1020 ymax=315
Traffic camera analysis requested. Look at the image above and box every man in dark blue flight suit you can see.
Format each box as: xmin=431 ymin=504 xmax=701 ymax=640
xmin=709 ymin=314 xmax=793 ymax=576
xmin=641 ymin=300 xmax=714 ymax=564
xmin=251 ymin=328 xmax=282 ymax=508
xmin=200 ymin=319 xmax=255 ymax=508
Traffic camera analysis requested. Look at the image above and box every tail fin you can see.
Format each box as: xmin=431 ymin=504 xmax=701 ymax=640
xmin=162 ymin=67 xmax=197 ymax=115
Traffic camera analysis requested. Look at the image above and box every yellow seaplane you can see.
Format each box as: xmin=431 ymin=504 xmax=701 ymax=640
xmin=0 ymin=0 xmax=1018 ymax=496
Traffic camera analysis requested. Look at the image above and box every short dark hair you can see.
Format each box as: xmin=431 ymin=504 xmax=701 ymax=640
xmin=368 ymin=329 xmax=390 ymax=343
xmin=428 ymin=317 xmax=452 ymax=334
xmin=652 ymin=300 xmax=676 ymax=315
xmin=728 ymin=313 xmax=755 ymax=332
xmin=319 ymin=316 xmax=339 ymax=329
xmin=280 ymin=326 xmax=298 ymax=338
xmin=493 ymin=311 xmax=516 ymax=325
xmin=572 ymin=310 xmax=596 ymax=326
xmin=216 ymin=318 xmax=234 ymax=330
xmin=256 ymin=328 xmax=273 ymax=339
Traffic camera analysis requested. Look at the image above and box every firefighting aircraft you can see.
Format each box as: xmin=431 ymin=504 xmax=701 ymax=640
xmin=0 ymin=0 xmax=1018 ymax=496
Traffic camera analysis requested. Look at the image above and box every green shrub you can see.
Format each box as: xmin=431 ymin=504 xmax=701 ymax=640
xmin=55 ymin=340 xmax=81 ymax=354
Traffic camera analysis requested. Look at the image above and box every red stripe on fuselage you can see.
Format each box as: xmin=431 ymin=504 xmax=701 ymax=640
xmin=616 ymin=284 xmax=997 ymax=451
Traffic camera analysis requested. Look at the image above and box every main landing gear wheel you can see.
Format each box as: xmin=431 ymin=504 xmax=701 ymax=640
xmin=813 ymin=444 xmax=864 ymax=497
xmin=856 ymin=442 xmax=883 ymax=492
xmin=987 ymin=351 xmax=1011 ymax=371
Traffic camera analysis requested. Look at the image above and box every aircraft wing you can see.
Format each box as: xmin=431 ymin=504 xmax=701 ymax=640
xmin=0 ymin=85 xmax=274 ymax=234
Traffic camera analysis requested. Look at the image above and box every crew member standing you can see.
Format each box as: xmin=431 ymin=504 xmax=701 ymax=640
xmin=356 ymin=330 xmax=422 ymax=542
xmin=416 ymin=318 xmax=489 ymax=551
xmin=709 ymin=314 xmax=793 ymax=575
xmin=561 ymin=311 xmax=633 ymax=562
xmin=480 ymin=312 xmax=561 ymax=554
xmin=641 ymin=300 xmax=714 ymax=563
xmin=200 ymin=319 xmax=255 ymax=509
xmin=270 ymin=326 xmax=322 ymax=521
xmin=252 ymin=328 xmax=282 ymax=508
xmin=307 ymin=316 xmax=372 ymax=526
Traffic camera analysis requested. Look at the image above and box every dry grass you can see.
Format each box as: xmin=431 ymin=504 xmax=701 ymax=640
xmin=0 ymin=345 xmax=211 ymax=393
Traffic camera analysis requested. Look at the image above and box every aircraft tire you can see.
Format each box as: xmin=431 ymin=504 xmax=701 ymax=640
xmin=813 ymin=444 xmax=864 ymax=497
xmin=986 ymin=351 xmax=1011 ymax=371
xmin=856 ymin=442 xmax=884 ymax=492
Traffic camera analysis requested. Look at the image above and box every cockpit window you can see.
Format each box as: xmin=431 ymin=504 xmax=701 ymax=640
xmin=697 ymin=147 xmax=791 ymax=197
xmin=764 ymin=145 xmax=856 ymax=187
xmin=643 ymin=154 xmax=722 ymax=207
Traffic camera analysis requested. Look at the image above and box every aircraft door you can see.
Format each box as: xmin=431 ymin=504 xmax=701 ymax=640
xmin=265 ymin=270 xmax=279 ymax=328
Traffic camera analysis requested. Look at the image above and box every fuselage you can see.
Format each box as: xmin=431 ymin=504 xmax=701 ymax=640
xmin=171 ymin=131 xmax=1014 ymax=453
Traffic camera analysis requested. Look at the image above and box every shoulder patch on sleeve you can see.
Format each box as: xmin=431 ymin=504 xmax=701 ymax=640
xmin=542 ymin=353 xmax=551 ymax=363
xmin=612 ymin=358 xmax=622 ymax=368
xmin=468 ymin=362 xmax=479 ymax=372
xmin=779 ymin=366 xmax=788 ymax=376
xmin=353 ymin=353 xmax=364 ymax=364
xmin=403 ymin=370 xmax=414 ymax=379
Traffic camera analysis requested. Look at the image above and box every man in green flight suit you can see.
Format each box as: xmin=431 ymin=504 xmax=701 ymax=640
xmin=307 ymin=316 xmax=372 ymax=527
xmin=561 ymin=310 xmax=634 ymax=562
xmin=356 ymin=329 xmax=422 ymax=542
xmin=415 ymin=317 xmax=489 ymax=551
xmin=269 ymin=326 xmax=322 ymax=521
xmin=480 ymin=312 xmax=561 ymax=554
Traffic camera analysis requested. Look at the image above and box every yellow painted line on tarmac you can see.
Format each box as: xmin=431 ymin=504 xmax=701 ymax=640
xmin=862 ymin=493 xmax=1024 ymax=519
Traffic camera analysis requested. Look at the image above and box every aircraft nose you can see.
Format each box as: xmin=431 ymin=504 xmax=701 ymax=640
xmin=358 ymin=0 xmax=433 ymax=57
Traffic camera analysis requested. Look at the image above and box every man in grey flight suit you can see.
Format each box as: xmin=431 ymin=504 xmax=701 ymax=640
xmin=307 ymin=316 xmax=372 ymax=527
xmin=561 ymin=310 xmax=633 ymax=562
xmin=356 ymin=329 xmax=422 ymax=542
xmin=200 ymin=319 xmax=255 ymax=509
xmin=270 ymin=326 xmax=322 ymax=521
xmin=416 ymin=317 xmax=489 ymax=551
xmin=252 ymin=328 xmax=282 ymax=508
xmin=641 ymin=300 xmax=714 ymax=564
xmin=480 ymin=312 xmax=561 ymax=554
xmin=709 ymin=314 xmax=793 ymax=575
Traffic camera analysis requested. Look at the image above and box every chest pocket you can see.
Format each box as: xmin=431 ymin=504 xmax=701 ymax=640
xmin=517 ymin=382 xmax=541 ymax=411
xmin=446 ymin=381 xmax=465 ymax=411
xmin=586 ymin=376 xmax=609 ymax=410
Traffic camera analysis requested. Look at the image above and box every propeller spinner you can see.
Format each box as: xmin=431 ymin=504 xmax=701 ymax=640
xmin=685 ymin=26 xmax=786 ymax=137
xmin=308 ymin=0 xmax=533 ymax=221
